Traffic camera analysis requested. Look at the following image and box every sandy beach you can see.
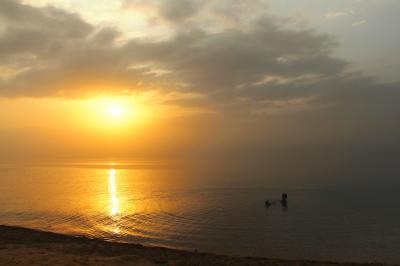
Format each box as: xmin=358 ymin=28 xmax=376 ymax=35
xmin=0 ymin=225 xmax=390 ymax=266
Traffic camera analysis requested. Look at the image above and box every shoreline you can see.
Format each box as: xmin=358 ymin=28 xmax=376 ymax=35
xmin=0 ymin=225 xmax=391 ymax=266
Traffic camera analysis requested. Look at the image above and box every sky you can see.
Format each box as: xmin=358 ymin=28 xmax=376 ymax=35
xmin=0 ymin=0 xmax=399 ymax=182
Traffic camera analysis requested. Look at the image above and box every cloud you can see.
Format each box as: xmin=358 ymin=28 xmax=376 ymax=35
xmin=0 ymin=0 xmax=92 ymax=37
xmin=352 ymin=20 xmax=367 ymax=27
xmin=324 ymin=10 xmax=352 ymax=19
xmin=122 ymin=0 xmax=203 ymax=23
xmin=121 ymin=0 xmax=269 ymax=30
xmin=158 ymin=0 xmax=203 ymax=23
xmin=0 ymin=0 xmax=399 ymax=123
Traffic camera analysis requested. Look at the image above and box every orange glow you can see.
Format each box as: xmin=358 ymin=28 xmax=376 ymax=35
xmin=0 ymin=96 xmax=213 ymax=161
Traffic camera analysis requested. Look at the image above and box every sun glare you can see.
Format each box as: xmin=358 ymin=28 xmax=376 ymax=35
xmin=79 ymin=96 xmax=154 ymax=130
xmin=95 ymin=97 xmax=134 ymax=124
xmin=108 ymin=104 xmax=124 ymax=118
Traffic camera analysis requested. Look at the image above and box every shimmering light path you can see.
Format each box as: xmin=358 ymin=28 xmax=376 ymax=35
xmin=108 ymin=169 xmax=119 ymax=216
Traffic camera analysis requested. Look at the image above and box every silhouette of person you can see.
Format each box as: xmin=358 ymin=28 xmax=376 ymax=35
xmin=280 ymin=193 xmax=288 ymax=208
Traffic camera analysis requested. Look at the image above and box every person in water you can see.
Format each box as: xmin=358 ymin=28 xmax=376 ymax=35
xmin=265 ymin=193 xmax=288 ymax=208
xmin=280 ymin=193 xmax=288 ymax=207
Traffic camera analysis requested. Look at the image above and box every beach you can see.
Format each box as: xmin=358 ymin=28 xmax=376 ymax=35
xmin=0 ymin=225 xmax=390 ymax=266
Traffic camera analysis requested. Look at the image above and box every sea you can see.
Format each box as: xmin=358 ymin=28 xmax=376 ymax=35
xmin=0 ymin=161 xmax=399 ymax=264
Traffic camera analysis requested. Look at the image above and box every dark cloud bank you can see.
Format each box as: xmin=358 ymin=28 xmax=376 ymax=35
xmin=0 ymin=0 xmax=399 ymax=187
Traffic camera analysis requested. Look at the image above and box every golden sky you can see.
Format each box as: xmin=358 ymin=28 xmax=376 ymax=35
xmin=0 ymin=0 xmax=399 ymax=166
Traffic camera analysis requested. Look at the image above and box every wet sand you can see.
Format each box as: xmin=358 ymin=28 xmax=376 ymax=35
xmin=0 ymin=225 xmax=390 ymax=266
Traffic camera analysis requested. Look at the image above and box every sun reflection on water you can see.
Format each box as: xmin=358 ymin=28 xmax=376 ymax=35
xmin=108 ymin=169 xmax=120 ymax=217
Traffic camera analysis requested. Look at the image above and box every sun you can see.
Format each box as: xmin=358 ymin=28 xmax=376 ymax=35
xmin=83 ymin=96 xmax=151 ymax=129
xmin=108 ymin=104 xmax=124 ymax=117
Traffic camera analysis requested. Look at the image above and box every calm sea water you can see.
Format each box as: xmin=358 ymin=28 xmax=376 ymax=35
xmin=0 ymin=162 xmax=399 ymax=263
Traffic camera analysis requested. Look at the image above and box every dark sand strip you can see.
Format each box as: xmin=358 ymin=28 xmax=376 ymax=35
xmin=0 ymin=225 xmax=390 ymax=266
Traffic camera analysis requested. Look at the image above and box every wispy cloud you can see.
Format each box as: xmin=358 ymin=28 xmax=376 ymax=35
xmin=324 ymin=10 xmax=352 ymax=19
xmin=352 ymin=19 xmax=367 ymax=27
